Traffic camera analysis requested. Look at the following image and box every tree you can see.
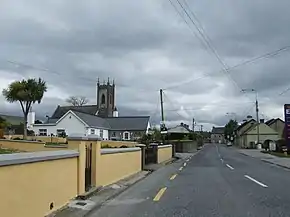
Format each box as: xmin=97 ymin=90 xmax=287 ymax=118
xmin=35 ymin=119 xmax=43 ymax=124
xmin=224 ymin=119 xmax=238 ymax=141
xmin=66 ymin=96 xmax=89 ymax=106
xmin=0 ymin=116 xmax=8 ymax=129
xmin=2 ymin=78 xmax=47 ymax=139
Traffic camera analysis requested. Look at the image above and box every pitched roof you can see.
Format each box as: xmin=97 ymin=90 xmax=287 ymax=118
xmin=0 ymin=114 xmax=23 ymax=125
xmin=167 ymin=125 xmax=191 ymax=134
xmin=265 ymin=118 xmax=275 ymax=126
xmin=236 ymin=119 xmax=256 ymax=132
xmin=105 ymin=116 xmax=150 ymax=131
xmin=51 ymin=105 xmax=98 ymax=119
xmin=211 ymin=127 xmax=224 ymax=134
xmin=266 ymin=118 xmax=285 ymax=126
xmin=72 ymin=111 xmax=111 ymax=129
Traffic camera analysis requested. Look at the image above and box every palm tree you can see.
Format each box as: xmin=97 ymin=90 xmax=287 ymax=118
xmin=2 ymin=78 xmax=47 ymax=139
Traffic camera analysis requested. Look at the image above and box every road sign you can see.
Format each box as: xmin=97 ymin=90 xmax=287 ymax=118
xmin=284 ymin=104 xmax=290 ymax=147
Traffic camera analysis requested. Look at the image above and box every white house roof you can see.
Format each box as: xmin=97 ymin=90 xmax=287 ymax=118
xmin=167 ymin=125 xmax=191 ymax=134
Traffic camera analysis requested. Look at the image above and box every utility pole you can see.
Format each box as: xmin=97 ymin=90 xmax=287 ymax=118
xmin=192 ymin=118 xmax=195 ymax=132
xmin=255 ymin=92 xmax=260 ymax=144
xmin=242 ymin=88 xmax=260 ymax=144
xmin=200 ymin=125 xmax=203 ymax=132
xmin=160 ymin=89 xmax=164 ymax=124
xmin=159 ymin=89 xmax=165 ymax=144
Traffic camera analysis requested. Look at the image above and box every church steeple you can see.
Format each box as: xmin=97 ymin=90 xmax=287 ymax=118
xmin=96 ymin=78 xmax=116 ymax=118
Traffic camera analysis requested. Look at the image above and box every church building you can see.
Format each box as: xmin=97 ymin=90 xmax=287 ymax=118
xmin=32 ymin=78 xmax=151 ymax=140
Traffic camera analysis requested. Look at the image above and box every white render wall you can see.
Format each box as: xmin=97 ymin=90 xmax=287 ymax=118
xmin=87 ymin=128 xmax=109 ymax=140
xmin=33 ymin=112 xmax=87 ymax=136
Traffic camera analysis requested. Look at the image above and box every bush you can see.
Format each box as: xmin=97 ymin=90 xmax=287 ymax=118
xmin=120 ymin=145 xmax=128 ymax=148
xmin=276 ymin=139 xmax=286 ymax=153
xmin=102 ymin=144 xmax=111 ymax=148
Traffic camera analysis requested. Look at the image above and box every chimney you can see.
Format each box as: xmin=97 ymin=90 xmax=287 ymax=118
xmin=260 ymin=119 xmax=264 ymax=123
xmin=113 ymin=106 xmax=118 ymax=117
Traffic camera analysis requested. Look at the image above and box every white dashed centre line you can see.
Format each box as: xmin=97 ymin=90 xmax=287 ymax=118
xmin=244 ymin=175 xmax=268 ymax=188
xmin=226 ymin=164 xmax=234 ymax=170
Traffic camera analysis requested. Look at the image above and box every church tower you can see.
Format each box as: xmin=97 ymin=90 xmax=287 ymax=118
xmin=96 ymin=78 xmax=116 ymax=118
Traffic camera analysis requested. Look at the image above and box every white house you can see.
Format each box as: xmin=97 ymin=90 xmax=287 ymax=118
xmin=32 ymin=109 xmax=150 ymax=141
xmin=33 ymin=110 xmax=111 ymax=139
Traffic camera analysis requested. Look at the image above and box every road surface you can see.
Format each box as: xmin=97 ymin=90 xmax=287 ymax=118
xmin=89 ymin=144 xmax=290 ymax=217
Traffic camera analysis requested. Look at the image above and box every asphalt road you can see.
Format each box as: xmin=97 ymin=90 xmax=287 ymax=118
xmin=89 ymin=144 xmax=290 ymax=217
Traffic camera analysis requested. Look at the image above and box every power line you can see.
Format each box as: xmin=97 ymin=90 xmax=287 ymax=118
xmin=164 ymin=44 xmax=290 ymax=90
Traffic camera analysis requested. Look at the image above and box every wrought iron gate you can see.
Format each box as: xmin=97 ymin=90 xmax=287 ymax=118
xmin=145 ymin=145 xmax=157 ymax=164
xmin=85 ymin=143 xmax=92 ymax=191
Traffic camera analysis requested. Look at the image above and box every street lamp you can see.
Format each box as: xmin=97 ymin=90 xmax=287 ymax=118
xmin=241 ymin=88 xmax=260 ymax=144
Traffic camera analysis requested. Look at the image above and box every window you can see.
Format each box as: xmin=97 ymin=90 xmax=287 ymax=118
xmin=100 ymin=129 xmax=103 ymax=139
xmin=39 ymin=129 xmax=47 ymax=136
xmin=56 ymin=129 xmax=65 ymax=137
xmin=112 ymin=132 xmax=116 ymax=137
xmin=124 ymin=132 xmax=129 ymax=140
xmin=101 ymin=94 xmax=105 ymax=104
xmin=90 ymin=129 xmax=95 ymax=134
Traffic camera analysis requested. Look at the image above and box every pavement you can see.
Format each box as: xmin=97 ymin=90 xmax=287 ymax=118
xmin=87 ymin=144 xmax=290 ymax=217
xmin=239 ymin=148 xmax=290 ymax=169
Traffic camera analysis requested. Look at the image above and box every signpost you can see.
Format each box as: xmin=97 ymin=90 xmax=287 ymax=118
xmin=283 ymin=104 xmax=290 ymax=149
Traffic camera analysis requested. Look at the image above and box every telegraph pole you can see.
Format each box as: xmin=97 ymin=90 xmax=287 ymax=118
xmin=192 ymin=118 xmax=195 ymax=132
xmin=160 ymin=89 xmax=164 ymax=124
xmin=255 ymin=92 xmax=260 ymax=144
xmin=242 ymin=88 xmax=260 ymax=144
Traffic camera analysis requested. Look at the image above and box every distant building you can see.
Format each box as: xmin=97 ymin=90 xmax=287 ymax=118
xmin=211 ymin=127 xmax=225 ymax=143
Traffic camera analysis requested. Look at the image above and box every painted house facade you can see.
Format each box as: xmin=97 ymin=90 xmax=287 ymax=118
xmin=265 ymin=118 xmax=285 ymax=139
xmin=239 ymin=123 xmax=279 ymax=148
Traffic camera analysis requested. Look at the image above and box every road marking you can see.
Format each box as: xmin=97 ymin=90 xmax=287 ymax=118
xmin=244 ymin=175 xmax=268 ymax=188
xmin=153 ymin=187 xmax=167 ymax=201
xmin=170 ymin=174 xmax=177 ymax=180
xmin=226 ymin=164 xmax=234 ymax=170
xmin=186 ymin=159 xmax=190 ymax=162
xmin=221 ymin=159 xmax=224 ymax=163
xmin=183 ymin=162 xmax=187 ymax=167
xmin=179 ymin=167 xmax=183 ymax=171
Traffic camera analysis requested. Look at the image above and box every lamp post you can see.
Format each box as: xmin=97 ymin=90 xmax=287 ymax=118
xmin=241 ymin=88 xmax=260 ymax=144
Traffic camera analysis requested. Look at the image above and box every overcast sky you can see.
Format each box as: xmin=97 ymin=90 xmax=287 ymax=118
xmin=1 ymin=0 xmax=290 ymax=131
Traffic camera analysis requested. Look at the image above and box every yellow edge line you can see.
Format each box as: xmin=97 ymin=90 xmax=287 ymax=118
xmin=153 ymin=187 xmax=167 ymax=201
xmin=170 ymin=174 xmax=177 ymax=180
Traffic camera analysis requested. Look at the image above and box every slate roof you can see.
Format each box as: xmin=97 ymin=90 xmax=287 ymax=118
xmin=265 ymin=118 xmax=284 ymax=126
xmin=265 ymin=118 xmax=275 ymax=126
xmin=236 ymin=119 xmax=256 ymax=132
xmin=211 ymin=127 xmax=224 ymax=134
xmin=51 ymin=105 xmax=98 ymax=119
xmin=105 ymin=116 xmax=150 ymax=131
xmin=72 ymin=111 xmax=111 ymax=129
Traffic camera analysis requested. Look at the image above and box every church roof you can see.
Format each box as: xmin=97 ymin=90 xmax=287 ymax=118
xmin=105 ymin=116 xmax=150 ymax=131
xmin=51 ymin=105 xmax=98 ymax=119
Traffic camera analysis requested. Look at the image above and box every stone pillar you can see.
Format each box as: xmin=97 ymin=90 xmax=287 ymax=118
xmin=136 ymin=144 xmax=146 ymax=170
xmin=77 ymin=141 xmax=86 ymax=195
